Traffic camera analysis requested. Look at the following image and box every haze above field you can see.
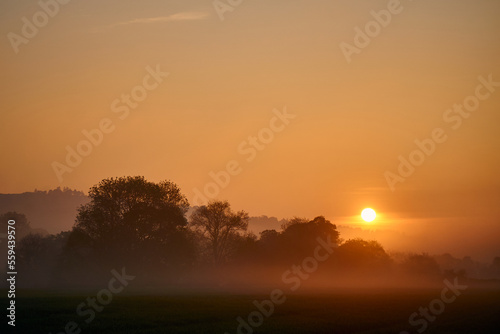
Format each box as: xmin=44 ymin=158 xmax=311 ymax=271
xmin=1 ymin=1 xmax=499 ymax=261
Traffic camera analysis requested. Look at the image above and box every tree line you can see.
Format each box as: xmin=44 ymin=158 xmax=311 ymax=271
xmin=2 ymin=176 xmax=499 ymax=289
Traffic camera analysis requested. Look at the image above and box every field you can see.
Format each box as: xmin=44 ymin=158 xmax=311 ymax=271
xmin=5 ymin=287 xmax=500 ymax=334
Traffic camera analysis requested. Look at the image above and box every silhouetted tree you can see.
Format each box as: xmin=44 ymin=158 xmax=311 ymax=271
xmin=280 ymin=216 xmax=340 ymax=261
xmin=244 ymin=229 xmax=282 ymax=265
xmin=232 ymin=232 xmax=258 ymax=263
xmin=400 ymin=253 xmax=441 ymax=278
xmin=73 ymin=176 xmax=193 ymax=270
xmin=16 ymin=232 xmax=70 ymax=288
xmin=259 ymin=229 xmax=280 ymax=245
xmin=280 ymin=217 xmax=308 ymax=230
xmin=0 ymin=212 xmax=35 ymax=275
xmin=57 ymin=227 xmax=97 ymax=283
xmin=0 ymin=212 xmax=32 ymax=240
xmin=190 ymin=200 xmax=249 ymax=265
xmin=336 ymin=238 xmax=392 ymax=275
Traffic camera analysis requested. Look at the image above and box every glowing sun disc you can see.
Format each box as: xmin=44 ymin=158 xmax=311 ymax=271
xmin=361 ymin=208 xmax=376 ymax=222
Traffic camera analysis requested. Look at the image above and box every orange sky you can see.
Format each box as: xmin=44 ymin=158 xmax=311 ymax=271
xmin=1 ymin=0 xmax=499 ymax=258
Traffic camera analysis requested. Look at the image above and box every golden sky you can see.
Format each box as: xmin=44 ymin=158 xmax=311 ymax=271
xmin=1 ymin=0 xmax=500 ymax=254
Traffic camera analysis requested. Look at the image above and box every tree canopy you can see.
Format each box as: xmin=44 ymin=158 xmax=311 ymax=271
xmin=74 ymin=176 xmax=192 ymax=267
xmin=190 ymin=200 xmax=249 ymax=265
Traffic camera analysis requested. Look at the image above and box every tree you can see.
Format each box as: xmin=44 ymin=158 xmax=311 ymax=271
xmin=280 ymin=217 xmax=308 ymax=231
xmin=259 ymin=229 xmax=280 ymax=245
xmin=190 ymin=200 xmax=249 ymax=265
xmin=0 ymin=212 xmax=32 ymax=240
xmin=280 ymin=216 xmax=340 ymax=261
xmin=0 ymin=212 xmax=34 ymax=275
xmin=400 ymin=253 xmax=441 ymax=278
xmin=336 ymin=238 xmax=392 ymax=272
xmin=16 ymin=232 xmax=70 ymax=288
xmin=73 ymin=176 xmax=193 ymax=269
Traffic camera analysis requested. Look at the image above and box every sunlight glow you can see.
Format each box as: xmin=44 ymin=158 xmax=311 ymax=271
xmin=361 ymin=208 xmax=376 ymax=222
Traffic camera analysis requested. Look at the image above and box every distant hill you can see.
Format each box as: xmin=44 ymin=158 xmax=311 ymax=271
xmin=0 ymin=188 xmax=89 ymax=234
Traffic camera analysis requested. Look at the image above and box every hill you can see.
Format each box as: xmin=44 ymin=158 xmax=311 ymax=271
xmin=0 ymin=188 xmax=89 ymax=233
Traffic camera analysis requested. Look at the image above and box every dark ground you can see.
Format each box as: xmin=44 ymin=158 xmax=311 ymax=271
xmin=3 ymin=288 xmax=500 ymax=334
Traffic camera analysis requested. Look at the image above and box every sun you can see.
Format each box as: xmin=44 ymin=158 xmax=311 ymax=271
xmin=361 ymin=208 xmax=376 ymax=222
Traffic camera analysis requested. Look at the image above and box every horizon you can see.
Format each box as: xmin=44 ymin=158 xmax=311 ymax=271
xmin=1 ymin=185 xmax=498 ymax=263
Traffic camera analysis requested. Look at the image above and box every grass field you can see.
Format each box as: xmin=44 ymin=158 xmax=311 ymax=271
xmin=5 ymin=288 xmax=500 ymax=333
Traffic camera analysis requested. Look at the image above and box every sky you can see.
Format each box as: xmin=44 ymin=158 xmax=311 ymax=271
xmin=1 ymin=0 xmax=499 ymax=259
